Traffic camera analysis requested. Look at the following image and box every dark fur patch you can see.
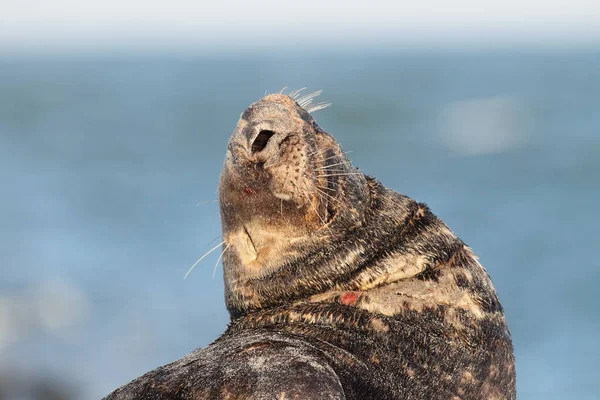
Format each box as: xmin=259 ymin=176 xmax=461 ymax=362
xmin=455 ymin=271 xmax=470 ymax=288
xmin=415 ymin=265 xmax=442 ymax=282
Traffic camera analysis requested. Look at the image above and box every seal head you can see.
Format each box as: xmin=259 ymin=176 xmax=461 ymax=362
xmin=220 ymin=94 xmax=369 ymax=317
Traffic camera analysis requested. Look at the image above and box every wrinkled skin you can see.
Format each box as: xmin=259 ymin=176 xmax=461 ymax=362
xmin=104 ymin=94 xmax=516 ymax=400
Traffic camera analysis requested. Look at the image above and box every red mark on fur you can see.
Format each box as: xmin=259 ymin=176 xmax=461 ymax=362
xmin=243 ymin=186 xmax=257 ymax=196
xmin=340 ymin=292 xmax=360 ymax=306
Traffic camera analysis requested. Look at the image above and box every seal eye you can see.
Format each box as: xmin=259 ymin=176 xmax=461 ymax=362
xmin=252 ymin=130 xmax=275 ymax=153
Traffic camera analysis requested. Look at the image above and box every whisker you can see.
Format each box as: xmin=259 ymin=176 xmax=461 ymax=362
xmin=307 ymin=146 xmax=330 ymax=159
xmin=315 ymin=187 xmax=343 ymax=205
xmin=315 ymin=161 xmax=351 ymax=170
xmin=301 ymin=170 xmax=353 ymax=195
xmin=315 ymin=184 xmax=338 ymax=193
xmin=320 ymin=150 xmax=354 ymax=163
xmin=292 ymin=90 xmax=331 ymax=113
xmin=279 ymin=86 xmax=288 ymax=94
xmin=208 ymin=235 xmax=224 ymax=246
xmin=294 ymin=179 xmax=322 ymax=224
xmin=308 ymin=147 xmax=341 ymax=163
xmin=316 ymin=173 xmax=363 ymax=178
xmin=312 ymin=189 xmax=338 ymax=231
xmin=289 ymin=87 xmax=307 ymax=99
xmin=212 ymin=244 xmax=231 ymax=279
xmin=302 ymin=181 xmax=326 ymax=225
xmin=306 ymin=102 xmax=331 ymax=113
xmin=312 ymin=195 xmax=327 ymax=225
xmin=184 ymin=240 xmax=226 ymax=279
xmin=314 ymin=169 xmax=351 ymax=174
xmin=296 ymin=90 xmax=322 ymax=107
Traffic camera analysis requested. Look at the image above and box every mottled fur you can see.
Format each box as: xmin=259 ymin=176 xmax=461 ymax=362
xmin=104 ymin=93 xmax=516 ymax=399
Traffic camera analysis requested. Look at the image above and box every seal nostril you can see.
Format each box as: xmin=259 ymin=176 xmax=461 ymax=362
xmin=251 ymin=130 xmax=275 ymax=153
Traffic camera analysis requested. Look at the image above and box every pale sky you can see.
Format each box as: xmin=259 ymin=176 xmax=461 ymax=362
xmin=2 ymin=0 xmax=600 ymax=50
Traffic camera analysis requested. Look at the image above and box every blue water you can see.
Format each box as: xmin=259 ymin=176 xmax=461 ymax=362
xmin=0 ymin=50 xmax=598 ymax=399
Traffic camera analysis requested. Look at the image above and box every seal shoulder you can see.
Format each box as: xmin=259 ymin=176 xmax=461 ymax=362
xmin=103 ymin=331 xmax=346 ymax=400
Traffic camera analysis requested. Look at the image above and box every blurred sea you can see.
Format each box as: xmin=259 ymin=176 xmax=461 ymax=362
xmin=0 ymin=49 xmax=598 ymax=399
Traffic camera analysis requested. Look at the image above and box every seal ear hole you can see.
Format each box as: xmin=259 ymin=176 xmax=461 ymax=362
xmin=252 ymin=130 xmax=275 ymax=153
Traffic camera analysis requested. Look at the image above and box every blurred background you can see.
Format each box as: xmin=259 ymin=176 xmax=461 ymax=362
xmin=1 ymin=1 xmax=599 ymax=399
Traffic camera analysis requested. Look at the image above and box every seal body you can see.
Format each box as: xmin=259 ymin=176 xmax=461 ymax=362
xmin=104 ymin=93 xmax=516 ymax=399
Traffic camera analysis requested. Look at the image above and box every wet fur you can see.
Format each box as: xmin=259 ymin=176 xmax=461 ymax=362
xmin=104 ymin=92 xmax=516 ymax=399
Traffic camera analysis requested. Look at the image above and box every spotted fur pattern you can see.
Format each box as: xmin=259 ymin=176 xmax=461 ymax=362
xmin=104 ymin=93 xmax=516 ymax=400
